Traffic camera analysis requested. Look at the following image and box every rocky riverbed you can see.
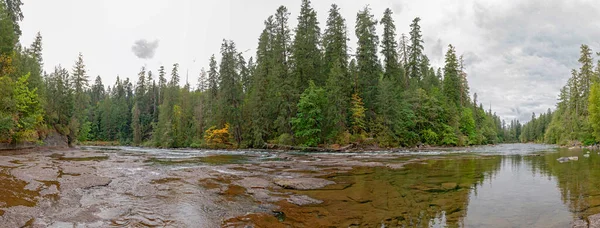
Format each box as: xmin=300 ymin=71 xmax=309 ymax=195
xmin=1 ymin=144 xmax=600 ymax=227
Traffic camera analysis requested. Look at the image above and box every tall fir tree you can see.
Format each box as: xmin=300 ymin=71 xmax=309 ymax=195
xmin=407 ymin=17 xmax=424 ymax=84
xmin=292 ymin=0 xmax=322 ymax=89
xmin=355 ymin=6 xmax=381 ymax=124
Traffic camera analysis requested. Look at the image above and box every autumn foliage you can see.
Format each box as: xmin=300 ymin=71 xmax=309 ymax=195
xmin=204 ymin=124 xmax=232 ymax=148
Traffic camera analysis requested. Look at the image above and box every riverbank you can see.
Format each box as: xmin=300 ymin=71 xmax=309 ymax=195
xmin=0 ymin=145 xmax=433 ymax=227
xmin=0 ymin=132 xmax=68 ymax=151
xmin=80 ymin=140 xmax=503 ymax=153
xmin=3 ymin=144 xmax=599 ymax=227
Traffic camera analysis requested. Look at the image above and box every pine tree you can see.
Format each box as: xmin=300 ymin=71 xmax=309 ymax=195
xmin=443 ymin=44 xmax=461 ymax=109
xmin=380 ymin=8 xmax=401 ymax=83
xmin=323 ymin=4 xmax=348 ymax=79
xmin=271 ymin=6 xmax=295 ymax=137
xmin=292 ymin=0 xmax=322 ymax=89
xmin=207 ymin=55 xmax=219 ymax=128
xmin=579 ymin=44 xmax=594 ymax=114
xmin=218 ymin=40 xmax=243 ymax=146
xmin=292 ymin=81 xmax=326 ymax=147
xmin=246 ymin=19 xmax=274 ymax=147
xmin=324 ymin=61 xmax=348 ymax=140
xmin=0 ymin=2 xmax=17 ymax=58
xmin=355 ymin=6 xmax=381 ymax=123
xmin=70 ymin=53 xmax=89 ymax=142
xmin=158 ymin=65 xmax=166 ymax=104
xmin=407 ymin=17 xmax=424 ymax=83
xmin=197 ymin=67 xmax=207 ymax=92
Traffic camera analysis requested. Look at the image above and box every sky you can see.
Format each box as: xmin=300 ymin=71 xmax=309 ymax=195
xmin=18 ymin=0 xmax=600 ymax=123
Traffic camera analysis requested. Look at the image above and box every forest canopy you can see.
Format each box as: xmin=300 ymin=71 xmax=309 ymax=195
xmin=0 ymin=0 xmax=522 ymax=148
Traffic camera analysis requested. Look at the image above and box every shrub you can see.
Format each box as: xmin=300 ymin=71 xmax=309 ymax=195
xmin=204 ymin=124 xmax=231 ymax=148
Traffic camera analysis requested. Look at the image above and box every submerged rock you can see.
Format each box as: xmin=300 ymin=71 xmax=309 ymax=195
xmin=441 ymin=182 xmax=458 ymax=190
xmin=572 ymin=219 xmax=588 ymax=228
xmin=590 ymin=213 xmax=600 ymax=228
xmin=559 ymin=156 xmax=579 ymax=163
xmin=287 ymin=195 xmax=323 ymax=206
xmin=273 ymin=178 xmax=335 ymax=190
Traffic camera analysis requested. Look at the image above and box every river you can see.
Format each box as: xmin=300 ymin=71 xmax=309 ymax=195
xmin=0 ymin=144 xmax=598 ymax=227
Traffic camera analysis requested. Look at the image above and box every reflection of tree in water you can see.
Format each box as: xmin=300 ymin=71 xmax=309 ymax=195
xmin=523 ymin=149 xmax=600 ymax=219
xmin=268 ymin=157 xmax=503 ymax=227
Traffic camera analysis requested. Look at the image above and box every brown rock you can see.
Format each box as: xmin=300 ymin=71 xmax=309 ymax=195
xmin=273 ymin=178 xmax=335 ymax=190
xmin=441 ymin=182 xmax=458 ymax=190
xmin=287 ymin=195 xmax=323 ymax=206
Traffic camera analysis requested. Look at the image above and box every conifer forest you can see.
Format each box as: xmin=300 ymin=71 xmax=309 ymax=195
xmin=0 ymin=0 xmax=531 ymax=149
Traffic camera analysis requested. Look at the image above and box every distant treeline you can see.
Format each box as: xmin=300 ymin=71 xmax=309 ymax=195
xmin=521 ymin=45 xmax=600 ymax=145
xmin=0 ymin=0 xmax=521 ymax=148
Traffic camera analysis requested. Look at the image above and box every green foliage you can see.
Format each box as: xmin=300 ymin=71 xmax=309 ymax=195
xmin=292 ymin=81 xmax=326 ymax=147
xmin=443 ymin=45 xmax=461 ymax=109
xmin=590 ymin=82 xmax=600 ymax=142
xmin=459 ymin=108 xmax=476 ymax=145
xmin=440 ymin=124 xmax=458 ymax=146
xmin=0 ymin=1 xmax=514 ymax=149
xmin=0 ymin=3 xmax=16 ymax=57
xmin=355 ymin=6 xmax=381 ymax=121
xmin=350 ymin=93 xmax=367 ymax=135
xmin=407 ymin=17 xmax=424 ymax=83
xmin=324 ymin=61 xmax=348 ymax=141
xmin=421 ymin=129 xmax=438 ymax=145
xmin=292 ymin=0 xmax=322 ymax=88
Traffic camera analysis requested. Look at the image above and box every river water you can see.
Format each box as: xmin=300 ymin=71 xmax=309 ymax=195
xmin=0 ymin=144 xmax=598 ymax=227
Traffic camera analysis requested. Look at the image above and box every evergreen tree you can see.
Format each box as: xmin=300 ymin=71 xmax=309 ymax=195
xmin=292 ymin=81 xmax=326 ymax=147
xmin=217 ymin=40 xmax=243 ymax=146
xmin=292 ymin=0 xmax=322 ymax=89
xmin=323 ymin=4 xmax=349 ymax=80
xmin=355 ymin=6 xmax=381 ymax=123
xmin=324 ymin=61 xmax=348 ymax=140
xmin=246 ymin=19 xmax=274 ymax=147
xmin=380 ymin=8 xmax=401 ymax=83
xmin=442 ymin=44 xmax=461 ymax=109
xmin=271 ymin=6 xmax=295 ymax=137
xmin=407 ymin=17 xmax=424 ymax=83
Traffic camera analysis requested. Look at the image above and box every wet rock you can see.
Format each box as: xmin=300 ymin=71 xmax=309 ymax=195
xmin=589 ymin=213 xmax=600 ymax=228
xmin=558 ymin=157 xmax=579 ymax=163
xmin=248 ymin=189 xmax=283 ymax=203
xmin=237 ymin=177 xmax=271 ymax=189
xmin=385 ymin=163 xmax=405 ymax=169
xmin=572 ymin=219 xmax=588 ymax=228
xmin=273 ymin=178 xmax=335 ymax=190
xmin=61 ymin=175 xmax=111 ymax=190
xmin=12 ymin=166 xmax=59 ymax=182
xmin=287 ymin=195 xmax=323 ymax=206
xmin=441 ymin=182 xmax=458 ymax=190
xmin=40 ymin=184 xmax=59 ymax=196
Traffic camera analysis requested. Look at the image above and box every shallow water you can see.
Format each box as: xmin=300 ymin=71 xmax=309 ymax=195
xmin=1 ymin=144 xmax=600 ymax=227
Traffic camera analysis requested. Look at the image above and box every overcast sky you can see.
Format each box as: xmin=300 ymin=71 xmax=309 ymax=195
xmin=18 ymin=0 xmax=600 ymax=123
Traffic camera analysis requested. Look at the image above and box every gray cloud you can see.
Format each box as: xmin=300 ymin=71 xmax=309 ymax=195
xmin=131 ymin=39 xmax=159 ymax=59
xmin=392 ymin=3 xmax=404 ymax=14
xmin=464 ymin=0 xmax=600 ymax=122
